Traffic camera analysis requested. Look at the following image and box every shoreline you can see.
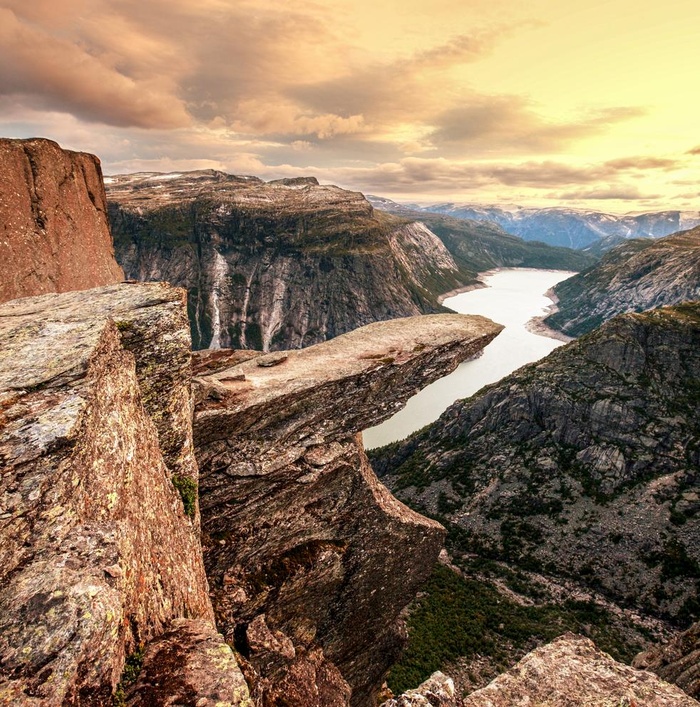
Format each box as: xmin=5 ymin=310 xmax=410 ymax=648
xmin=439 ymin=268 xmax=575 ymax=343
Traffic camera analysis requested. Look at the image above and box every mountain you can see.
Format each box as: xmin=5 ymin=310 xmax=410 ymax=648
xmin=108 ymin=172 xmax=473 ymax=351
xmin=545 ymin=228 xmax=700 ymax=336
xmin=371 ymin=304 xmax=700 ymax=644
xmin=372 ymin=197 xmax=700 ymax=251
xmin=0 ymin=137 xmax=123 ymax=302
xmin=368 ymin=197 xmax=596 ymax=272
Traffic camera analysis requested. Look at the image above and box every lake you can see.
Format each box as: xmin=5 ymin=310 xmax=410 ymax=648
xmin=362 ymin=268 xmax=575 ymax=449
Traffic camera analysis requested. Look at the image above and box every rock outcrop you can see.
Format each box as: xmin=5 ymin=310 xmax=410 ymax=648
xmin=108 ymin=171 xmax=473 ymax=350
xmin=635 ymin=622 xmax=700 ymax=699
xmin=0 ymin=283 xmax=220 ymax=705
xmin=545 ymin=228 xmax=700 ymax=336
xmin=381 ymin=672 xmax=456 ymax=707
xmin=0 ymin=138 xmax=123 ymax=303
xmin=192 ymin=313 xmax=503 ymax=707
xmin=462 ymin=634 xmax=699 ymax=706
xmin=371 ymin=303 xmax=700 ymax=624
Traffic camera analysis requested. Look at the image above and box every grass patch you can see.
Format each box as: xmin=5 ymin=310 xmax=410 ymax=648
xmin=387 ymin=563 xmax=647 ymax=695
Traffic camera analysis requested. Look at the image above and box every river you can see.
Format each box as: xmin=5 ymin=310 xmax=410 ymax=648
xmin=362 ymin=268 xmax=575 ymax=449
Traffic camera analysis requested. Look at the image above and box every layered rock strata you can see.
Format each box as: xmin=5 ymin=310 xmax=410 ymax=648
xmin=108 ymin=171 xmax=473 ymax=350
xmin=0 ymin=284 xmax=219 ymax=705
xmin=545 ymin=228 xmax=700 ymax=336
xmin=635 ymin=622 xmax=700 ymax=699
xmin=462 ymin=634 xmax=699 ymax=706
xmin=372 ymin=303 xmax=700 ymax=623
xmin=0 ymin=138 xmax=123 ymax=303
xmin=192 ymin=314 xmax=503 ymax=707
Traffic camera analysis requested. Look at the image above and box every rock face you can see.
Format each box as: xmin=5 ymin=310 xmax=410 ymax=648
xmin=634 ymin=622 xmax=700 ymax=699
xmin=545 ymin=228 xmax=700 ymax=336
xmin=371 ymin=304 xmax=700 ymax=624
xmin=108 ymin=171 xmax=472 ymax=350
xmin=0 ymin=138 xmax=123 ymax=303
xmin=462 ymin=634 xmax=699 ymax=706
xmin=192 ymin=313 xmax=503 ymax=707
xmin=0 ymin=283 xmax=225 ymax=705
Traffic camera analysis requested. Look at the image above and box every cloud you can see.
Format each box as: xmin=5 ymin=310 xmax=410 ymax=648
xmin=556 ymin=187 xmax=656 ymax=201
xmin=687 ymin=145 xmax=700 ymax=155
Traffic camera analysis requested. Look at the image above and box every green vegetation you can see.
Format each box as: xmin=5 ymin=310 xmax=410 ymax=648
xmin=172 ymin=475 xmax=197 ymax=518
xmin=114 ymin=646 xmax=145 ymax=706
xmin=388 ymin=563 xmax=649 ymax=695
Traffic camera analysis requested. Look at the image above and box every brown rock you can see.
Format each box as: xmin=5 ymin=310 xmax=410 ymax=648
xmin=462 ymin=634 xmax=699 ymax=707
xmin=0 ymin=138 xmax=123 ymax=303
xmin=634 ymin=622 xmax=700 ymax=699
xmin=125 ymin=619 xmax=252 ymax=707
xmin=193 ymin=313 xmax=503 ymax=707
xmin=0 ymin=283 xmax=212 ymax=705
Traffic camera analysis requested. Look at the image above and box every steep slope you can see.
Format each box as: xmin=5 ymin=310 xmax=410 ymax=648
xmin=371 ymin=304 xmax=700 ymax=627
xmin=0 ymin=137 xmax=123 ymax=303
xmin=367 ymin=198 xmax=596 ymax=273
xmin=411 ymin=201 xmax=700 ymax=250
xmin=108 ymin=172 xmax=472 ymax=350
xmin=545 ymin=228 xmax=700 ymax=336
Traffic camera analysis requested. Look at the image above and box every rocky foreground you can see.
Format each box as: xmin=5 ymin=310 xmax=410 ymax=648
xmin=545 ymin=228 xmax=700 ymax=336
xmin=0 ymin=279 xmax=501 ymax=706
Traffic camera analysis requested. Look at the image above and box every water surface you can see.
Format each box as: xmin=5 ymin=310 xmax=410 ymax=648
xmin=363 ymin=268 xmax=574 ymax=448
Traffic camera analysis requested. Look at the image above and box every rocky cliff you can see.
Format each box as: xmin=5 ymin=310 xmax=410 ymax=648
xmin=108 ymin=172 xmax=472 ymax=351
xmin=371 ymin=304 xmax=700 ymax=629
xmin=0 ymin=138 xmax=123 ymax=303
xmin=192 ymin=313 xmax=503 ymax=707
xmin=545 ymin=228 xmax=700 ymax=336
xmin=0 ymin=283 xmax=220 ymax=705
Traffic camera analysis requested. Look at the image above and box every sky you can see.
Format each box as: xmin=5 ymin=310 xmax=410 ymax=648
xmin=1 ymin=0 xmax=699 ymax=211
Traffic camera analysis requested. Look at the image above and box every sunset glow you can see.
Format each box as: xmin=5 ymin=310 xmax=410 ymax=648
xmin=2 ymin=0 xmax=698 ymax=210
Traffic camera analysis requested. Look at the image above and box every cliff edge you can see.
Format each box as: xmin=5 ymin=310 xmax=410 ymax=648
xmin=0 ymin=138 xmax=123 ymax=303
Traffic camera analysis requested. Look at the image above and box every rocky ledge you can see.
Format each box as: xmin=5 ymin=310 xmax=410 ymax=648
xmin=192 ymin=313 xmax=503 ymax=707
xmin=0 ymin=283 xmax=215 ymax=705
xmin=0 ymin=138 xmax=123 ymax=304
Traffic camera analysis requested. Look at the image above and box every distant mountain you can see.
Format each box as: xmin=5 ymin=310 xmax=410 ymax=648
xmin=370 ymin=196 xmax=700 ymax=250
xmin=367 ymin=198 xmax=596 ymax=273
xmin=108 ymin=171 xmax=473 ymax=351
xmin=371 ymin=303 xmax=700 ymax=627
xmin=545 ymin=227 xmax=700 ymax=336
